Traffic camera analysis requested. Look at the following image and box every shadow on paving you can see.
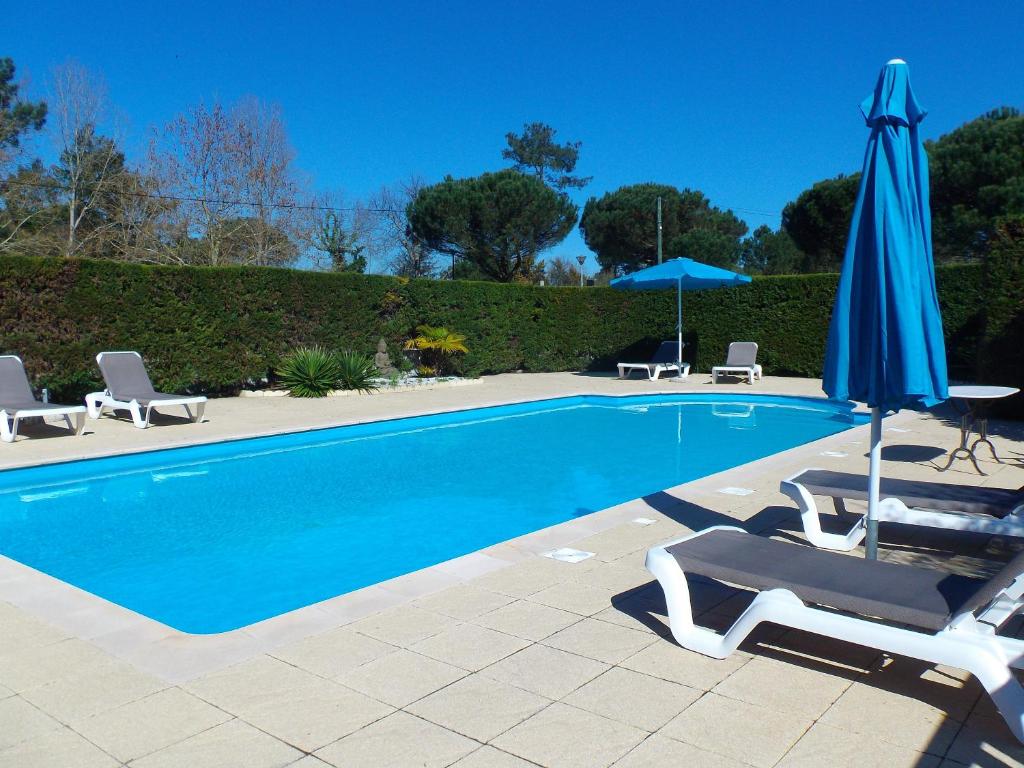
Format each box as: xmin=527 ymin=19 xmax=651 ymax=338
xmin=612 ymin=494 xmax=1024 ymax=765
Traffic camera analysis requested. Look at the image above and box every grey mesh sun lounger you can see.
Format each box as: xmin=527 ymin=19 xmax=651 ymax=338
xmin=0 ymin=355 xmax=86 ymax=443
xmin=781 ymin=468 xmax=1024 ymax=550
xmin=87 ymin=351 xmax=206 ymax=429
xmin=646 ymin=526 xmax=1024 ymax=742
xmin=617 ymin=341 xmax=690 ymax=381
xmin=711 ymin=342 xmax=762 ymax=384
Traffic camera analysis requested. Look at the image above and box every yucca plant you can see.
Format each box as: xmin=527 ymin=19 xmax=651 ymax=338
xmin=404 ymin=325 xmax=468 ymax=375
xmin=275 ymin=346 xmax=341 ymax=397
xmin=336 ymin=350 xmax=379 ymax=393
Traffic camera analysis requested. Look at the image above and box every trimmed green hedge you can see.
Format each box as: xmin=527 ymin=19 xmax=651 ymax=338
xmin=0 ymin=256 xmax=1015 ymax=415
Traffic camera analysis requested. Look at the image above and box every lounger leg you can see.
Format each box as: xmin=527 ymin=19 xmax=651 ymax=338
xmin=0 ymin=412 xmax=13 ymax=443
xmin=193 ymin=401 xmax=205 ymax=423
xmin=72 ymin=412 xmax=85 ymax=435
xmin=128 ymin=401 xmax=149 ymax=429
xmin=748 ymin=370 xmax=754 ymax=385
xmin=779 ymin=477 xmax=866 ymax=551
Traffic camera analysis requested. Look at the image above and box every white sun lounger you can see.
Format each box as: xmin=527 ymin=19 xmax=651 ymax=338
xmin=0 ymin=355 xmax=87 ymax=443
xmin=87 ymin=351 xmax=206 ymax=429
xmin=711 ymin=342 xmax=762 ymax=384
xmin=780 ymin=468 xmax=1024 ymax=551
xmin=646 ymin=526 xmax=1024 ymax=742
xmin=618 ymin=341 xmax=690 ymax=381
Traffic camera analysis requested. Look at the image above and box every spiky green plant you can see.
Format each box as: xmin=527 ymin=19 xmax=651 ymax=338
xmin=404 ymin=325 xmax=468 ymax=375
xmin=275 ymin=346 xmax=341 ymax=397
xmin=336 ymin=350 xmax=379 ymax=393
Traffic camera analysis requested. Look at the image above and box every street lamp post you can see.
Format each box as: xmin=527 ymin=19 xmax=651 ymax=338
xmin=576 ymin=255 xmax=586 ymax=288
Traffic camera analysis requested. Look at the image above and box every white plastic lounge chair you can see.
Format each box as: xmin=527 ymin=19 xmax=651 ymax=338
xmin=781 ymin=468 xmax=1024 ymax=551
xmin=711 ymin=342 xmax=762 ymax=384
xmin=617 ymin=341 xmax=690 ymax=381
xmin=646 ymin=526 xmax=1024 ymax=743
xmin=0 ymin=355 xmax=86 ymax=443
xmin=87 ymin=351 xmax=206 ymax=429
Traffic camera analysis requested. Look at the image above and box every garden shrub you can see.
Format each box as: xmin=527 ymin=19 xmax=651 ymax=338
xmin=0 ymin=255 xmax=1019 ymax=415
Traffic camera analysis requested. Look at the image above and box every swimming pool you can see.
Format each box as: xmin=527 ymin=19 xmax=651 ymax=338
xmin=0 ymin=394 xmax=866 ymax=633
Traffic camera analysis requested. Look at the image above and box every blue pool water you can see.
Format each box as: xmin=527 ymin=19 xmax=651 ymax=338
xmin=0 ymin=394 xmax=865 ymax=633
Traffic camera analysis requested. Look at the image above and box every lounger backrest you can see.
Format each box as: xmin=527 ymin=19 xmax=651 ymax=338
xmin=725 ymin=342 xmax=758 ymax=367
xmin=651 ymin=341 xmax=682 ymax=364
xmin=97 ymin=352 xmax=156 ymax=399
xmin=952 ymin=548 xmax=1024 ymax=621
xmin=0 ymin=355 xmax=35 ymax=403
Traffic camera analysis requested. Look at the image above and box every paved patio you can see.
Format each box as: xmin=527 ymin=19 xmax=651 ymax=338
xmin=1 ymin=372 xmax=1023 ymax=767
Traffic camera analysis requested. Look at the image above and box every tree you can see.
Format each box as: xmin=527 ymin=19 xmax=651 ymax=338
xmin=408 ymin=170 xmax=577 ymax=282
xmin=546 ymin=256 xmax=584 ymax=286
xmin=0 ymin=160 xmax=62 ymax=254
xmin=151 ymin=97 xmax=305 ymax=267
xmin=503 ymin=122 xmax=591 ymax=190
xmin=579 ymin=183 xmax=747 ymax=273
xmin=0 ymin=57 xmax=46 ymax=169
xmin=928 ymin=108 xmax=1024 ymax=262
xmin=739 ymin=225 xmax=804 ymax=274
xmin=50 ymin=62 xmax=125 ymax=257
xmin=780 ymin=173 xmax=860 ymax=273
xmin=368 ymin=178 xmax=434 ymax=277
xmin=308 ymin=207 xmax=368 ymax=272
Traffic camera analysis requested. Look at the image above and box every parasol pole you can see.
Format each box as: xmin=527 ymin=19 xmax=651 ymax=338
xmin=865 ymin=406 xmax=882 ymax=559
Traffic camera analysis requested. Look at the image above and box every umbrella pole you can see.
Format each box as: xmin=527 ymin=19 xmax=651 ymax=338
xmin=676 ymin=278 xmax=683 ymax=375
xmin=866 ymin=406 xmax=882 ymax=559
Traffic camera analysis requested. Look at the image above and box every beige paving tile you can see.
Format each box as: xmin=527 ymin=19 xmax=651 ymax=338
xmin=411 ymin=623 xmax=529 ymax=671
xmin=591 ymin=602 xmax=669 ymax=636
xmin=542 ymin=617 xmax=657 ymax=665
xmin=450 ymin=745 xmax=536 ymax=767
xmin=314 ymin=711 xmax=478 ymax=768
xmin=286 ymin=758 xmax=333 ymax=768
xmin=492 ymin=701 xmax=646 ymax=768
xmin=574 ymin=526 xmax=664 ymax=562
xmin=570 ymin=562 xmax=656 ymax=593
xmin=472 ymin=599 xmax=582 ymax=641
xmin=0 ymin=637 xmax=116 ymax=692
xmin=563 ymin=667 xmax=701 ymax=732
xmin=0 ymin=603 xmax=69 ymax=657
xmin=408 ymin=674 xmax=549 ymax=742
xmin=0 ymin=696 xmax=62 ymax=750
xmin=481 ymin=644 xmax=609 ymax=700
xmin=270 ymin=627 xmax=397 ymax=679
xmin=619 ymin=639 xmax=750 ymax=690
xmin=0 ymin=726 xmax=118 ymax=768
xmin=74 ymin=687 xmax=230 ymax=763
xmin=528 ymin=581 xmax=616 ymax=615
xmin=471 ymin=558 xmax=577 ymax=598
xmin=778 ymin=722 xmax=940 ymax=767
xmin=712 ymin=655 xmax=853 ymax=718
xmin=659 ymin=692 xmax=813 ymax=768
xmin=245 ymin=677 xmax=395 ymax=752
xmin=185 ymin=656 xmax=323 ymax=714
xmin=335 ymin=648 xmax=467 ymax=707
xmin=611 ymin=734 xmax=748 ymax=767
xmin=413 ymin=585 xmax=515 ymax=620
xmin=819 ymin=678 xmax=967 ymax=755
xmin=21 ymin=659 xmax=165 ymax=725
xmin=348 ymin=605 xmax=461 ymax=647
xmin=129 ymin=719 xmax=301 ymax=768
xmin=942 ymin=712 xmax=1024 ymax=768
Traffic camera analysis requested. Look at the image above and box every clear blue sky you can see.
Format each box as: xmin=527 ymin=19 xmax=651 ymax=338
xmin=7 ymin=1 xmax=1024 ymax=271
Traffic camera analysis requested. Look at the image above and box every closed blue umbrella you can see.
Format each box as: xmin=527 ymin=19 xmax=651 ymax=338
xmin=611 ymin=257 xmax=752 ymax=378
xmin=824 ymin=59 xmax=948 ymax=558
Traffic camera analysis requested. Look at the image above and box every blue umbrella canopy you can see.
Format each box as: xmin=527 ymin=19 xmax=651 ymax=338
xmin=824 ymin=60 xmax=948 ymax=412
xmin=823 ymin=59 xmax=948 ymax=558
xmin=611 ymin=257 xmax=752 ymax=376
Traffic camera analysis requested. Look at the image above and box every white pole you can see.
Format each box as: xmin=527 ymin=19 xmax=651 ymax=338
xmin=676 ymin=277 xmax=684 ymax=375
xmin=866 ymin=406 xmax=882 ymax=559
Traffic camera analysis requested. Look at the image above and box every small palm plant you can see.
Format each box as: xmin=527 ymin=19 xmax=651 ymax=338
xmin=336 ymin=350 xmax=379 ymax=393
xmin=276 ymin=346 xmax=342 ymax=398
xmin=404 ymin=325 xmax=468 ymax=376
